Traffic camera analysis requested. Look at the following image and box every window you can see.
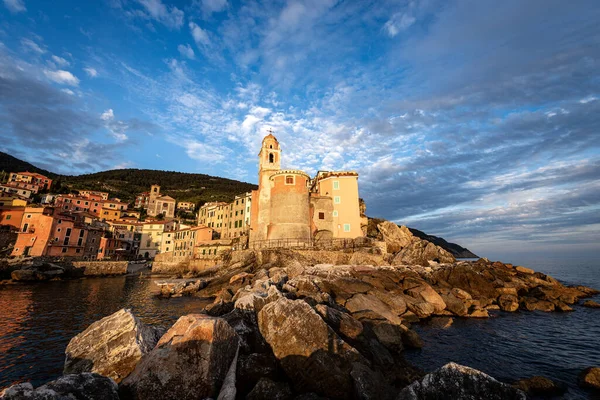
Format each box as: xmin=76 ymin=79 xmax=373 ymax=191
xmin=57 ymin=228 xmax=61 ymax=232
xmin=333 ymin=181 xmax=340 ymax=190
xmin=62 ymin=247 xmax=67 ymax=253
xmin=79 ymin=230 xmax=85 ymax=237
xmin=344 ymin=224 xmax=351 ymax=232
xmin=334 ymin=196 xmax=341 ymax=204
xmin=269 ymin=153 xmax=274 ymax=163
xmin=22 ymin=223 xmax=28 ymax=232
xmin=65 ymin=228 xmax=72 ymax=236
xmin=318 ymin=212 xmax=325 ymax=220
xmin=64 ymin=237 xmax=70 ymax=245
xmin=285 ymin=175 xmax=294 ymax=185
xmin=5 ymin=215 xmax=10 ymax=220
xmin=333 ymin=210 xmax=338 ymax=217
xmin=75 ymin=249 xmax=81 ymax=254
xmin=26 ymin=214 xmax=31 ymax=219
xmin=57 ymin=219 xmax=62 ymax=224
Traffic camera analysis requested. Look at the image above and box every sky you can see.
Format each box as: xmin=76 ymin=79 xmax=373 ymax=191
xmin=0 ymin=0 xmax=599 ymax=257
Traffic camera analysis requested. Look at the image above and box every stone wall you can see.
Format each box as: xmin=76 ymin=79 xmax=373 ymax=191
xmin=71 ymin=261 xmax=128 ymax=276
xmin=152 ymin=258 xmax=221 ymax=275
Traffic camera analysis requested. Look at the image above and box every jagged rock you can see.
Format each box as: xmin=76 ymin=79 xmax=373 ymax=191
xmin=229 ymin=272 xmax=254 ymax=286
xmin=406 ymin=285 xmax=446 ymax=313
xmin=120 ymin=314 xmax=239 ymax=400
xmin=406 ymin=300 xmax=435 ymax=319
xmin=235 ymin=285 xmax=283 ymax=312
xmin=156 ymin=279 xmax=205 ymax=298
xmin=368 ymin=291 xmax=407 ymax=315
xmin=10 ymin=269 xmax=38 ymax=281
xmin=451 ymin=288 xmax=472 ymax=300
xmin=583 ymin=300 xmax=600 ymax=309
xmin=345 ymin=293 xmax=403 ymax=325
xmin=205 ymin=288 xmax=235 ymax=316
xmin=315 ymin=304 xmax=364 ymax=340
xmin=222 ymin=308 xmax=269 ymax=354
xmin=579 ymin=367 xmax=600 ymax=390
xmin=64 ymin=309 xmax=164 ymax=383
xmin=246 ymin=378 xmax=293 ymax=400
xmin=370 ymin=322 xmax=404 ymax=353
xmin=498 ymin=294 xmax=519 ymax=312
xmin=376 ymin=221 xmax=413 ymax=253
xmin=513 ymin=376 xmax=565 ymax=397
xmin=466 ymin=307 xmax=489 ymax=318
xmin=0 ymin=373 xmax=118 ymax=400
xmin=429 ymin=317 xmax=453 ymax=329
xmin=392 ymin=240 xmax=456 ymax=267
xmin=258 ymin=297 xmax=366 ymax=399
xmin=397 ymin=362 xmax=526 ymax=399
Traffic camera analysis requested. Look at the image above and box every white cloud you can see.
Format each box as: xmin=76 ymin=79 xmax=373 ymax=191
xmin=136 ymin=0 xmax=184 ymax=29
xmin=43 ymin=69 xmax=80 ymax=86
xmin=51 ymin=55 xmax=70 ymax=67
xmin=84 ymin=67 xmax=98 ymax=77
xmin=101 ymin=109 xmax=115 ymax=121
xmin=21 ymin=38 xmax=45 ymax=54
xmin=579 ymin=95 xmax=597 ymax=104
xmin=101 ymin=109 xmax=128 ymax=142
xmin=189 ymin=21 xmax=211 ymax=47
xmin=61 ymin=88 xmax=75 ymax=96
xmin=383 ymin=12 xmax=416 ymax=37
xmin=177 ymin=43 xmax=195 ymax=59
xmin=195 ymin=0 xmax=227 ymax=16
xmin=3 ymin=0 xmax=26 ymax=13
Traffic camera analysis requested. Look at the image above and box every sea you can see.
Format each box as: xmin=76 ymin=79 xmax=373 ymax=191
xmin=0 ymin=253 xmax=598 ymax=398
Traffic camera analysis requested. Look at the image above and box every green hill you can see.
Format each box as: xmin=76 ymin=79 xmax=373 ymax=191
xmin=0 ymin=152 xmax=257 ymax=206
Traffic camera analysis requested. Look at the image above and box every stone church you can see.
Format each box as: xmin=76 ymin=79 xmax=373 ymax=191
xmin=249 ymin=133 xmax=364 ymax=244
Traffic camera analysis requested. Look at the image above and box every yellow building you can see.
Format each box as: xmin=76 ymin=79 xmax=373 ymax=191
xmin=146 ymin=185 xmax=176 ymax=219
xmin=197 ymin=202 xmax=229 ymax=232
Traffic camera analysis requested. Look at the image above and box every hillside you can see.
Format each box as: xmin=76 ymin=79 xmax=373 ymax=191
xmin=408 ymin=227 xmax=478 ymax=258
xmin=0 ymin=151 xmax=56 ymax=178
xmin=0 ymin=152 xmax=257 ymax=206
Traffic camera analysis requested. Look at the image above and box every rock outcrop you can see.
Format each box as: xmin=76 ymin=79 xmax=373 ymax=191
xmin=120 ymin=314 xmax=239 ymax=400
xmin=398 ymin=362 xmax=526 ymax=400
xmin=377 ymin=221 xmax=456 ymax=266
xmin=513 ymin=376 xmax=565 ymax=397
xmin=0 ymin=373 xmax=119 ymax=400
xmin=63 ymin=309 xmax=164 ymax=383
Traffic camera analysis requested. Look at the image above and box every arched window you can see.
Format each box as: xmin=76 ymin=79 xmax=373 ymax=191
xmin=269 ymin=153 xmax=274 ymax=163
xmin=269 ymin=145 xmax=273 ymax=149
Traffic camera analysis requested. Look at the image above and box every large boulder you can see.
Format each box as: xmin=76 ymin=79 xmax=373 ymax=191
xmin=513 ymin=376 xmax=565 ymax=397
xmin=579 ymin=367 xmax=600 ymax=390
xmin=0 ymin=373 xmax=118 ymax=400
xmin=120 ymin=314 xmax=239 ymax=400
xmin=64 ymin=309 xmax=164 ymax=383
xmin=258 ymin=297 xmax=366 ymax=399
xmin=397 ymin=362 xmax=526 ymax=400
xmin=406 ymin=285 xmax=446 ymax=313
xmin=345 ymin=293 xmax=404 ymax=325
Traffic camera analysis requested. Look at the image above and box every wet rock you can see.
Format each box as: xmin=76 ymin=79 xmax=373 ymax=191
xmin=579 ymin=367 xmax=600 ymax=390
xmin=467 ymin=307 xmax=489 ymax=318
xmin=498 ymin=294 xmax=520 ymax=312
xmin=64 ymin=309 xmax=164 ymax=383
xmin=583 ymin=300 xmax=600 ymax=309
xmin=120 ymin=314 xmax=239 ymax=400
xmin=246 ymin=378 xmax=293 ymax=400
xmin=401 ymin=327 xmax=423 ymax=349
xmin=370 ymin=322 xmax=404 ymax=353
xmin=205 ymin=288 xmax=234 ymax=316
xmin=0 ymin=373 xmax=118 ymax=400
xmin=156 ymin=279 xmax=205 ymax=298
xmin=398 ymin=362 xmax=526 ymax=400
xmin=513 ymin=376 xmax=565 ymax=397
xmin=429 ymin=317 xmax=453 ymax=329
xmin=258 ymin=297 xmax=365 ymax=399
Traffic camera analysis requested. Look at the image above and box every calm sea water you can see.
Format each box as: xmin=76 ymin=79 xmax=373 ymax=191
xmin=405 ymin=253 xmax=600 ymax=399
xmin=0 ymin=255 xmax=598 ymax=398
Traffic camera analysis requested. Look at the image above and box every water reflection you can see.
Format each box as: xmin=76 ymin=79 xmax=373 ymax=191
xmin=0 ymin=276 xmax=210 ymax=389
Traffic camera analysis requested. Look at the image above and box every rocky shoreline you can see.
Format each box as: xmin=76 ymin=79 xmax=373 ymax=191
xmin=1 ymin=222 xmax=599 ymax=399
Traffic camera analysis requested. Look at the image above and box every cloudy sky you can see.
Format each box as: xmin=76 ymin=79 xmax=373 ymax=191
xmin=1 ymin=0 xmax=599 ymax=257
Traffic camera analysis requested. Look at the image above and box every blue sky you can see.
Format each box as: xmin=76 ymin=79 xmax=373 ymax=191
xmin=1 ymin=0 xmax=599 ymax=256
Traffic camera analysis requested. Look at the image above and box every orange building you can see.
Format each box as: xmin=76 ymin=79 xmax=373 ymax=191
xmin=8 ymin=172 xmax=52 ymax=192
xmin=11 ymin=207 xmax=54 ymax=257
xmin=0 ymin=206 xmax=25 ymax=231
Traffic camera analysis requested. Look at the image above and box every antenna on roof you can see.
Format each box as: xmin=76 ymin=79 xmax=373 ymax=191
xmin=267 ymin=128 xmax=274 ymax=135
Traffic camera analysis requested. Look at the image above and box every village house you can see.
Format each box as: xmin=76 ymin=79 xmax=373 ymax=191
xmin=8 ymin=172 xmax=52 ymax=192
xmin=176 ymin=201 xmax=195 ymax=212
xmin=0 ymin=206 xmax=25 ymax=231
xmin=0 ymin=184 xmax=34 ymax=199
xmin=197 ymin=201 xmax=229 ymax=233
xmin=138 ymin=220 xmax=177 ymax=258
xmin=77 ymin=190 xmax=109 ymax=200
